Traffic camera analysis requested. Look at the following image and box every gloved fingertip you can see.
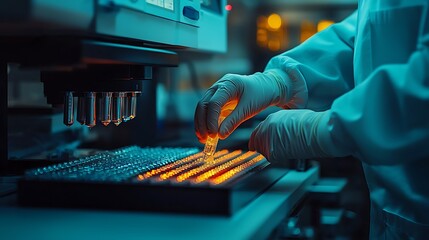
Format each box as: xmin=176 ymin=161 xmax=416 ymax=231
xmin=218 ymin=126 xmax=230 ymax=139
xmin=195 ymin=130 xmax=205 ymax=141
xmin=208 ymin=132 xmax=217 ymax=138
xmin=194 ymin=129 xmax=201 ymax=137
xmin=218 ymin=133 xmax=229 ymax=140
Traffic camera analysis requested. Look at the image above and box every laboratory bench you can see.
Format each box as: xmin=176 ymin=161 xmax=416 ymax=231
xmin=0 ymin=163 xmax=319 ymax=240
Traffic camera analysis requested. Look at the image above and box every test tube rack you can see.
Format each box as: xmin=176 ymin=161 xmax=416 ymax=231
xmin=18 ymin=146 xmax=288 ymax=215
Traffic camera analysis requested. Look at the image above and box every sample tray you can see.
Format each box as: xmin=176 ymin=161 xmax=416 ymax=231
xmin=18 ymin=146 xmax=288 ymax=215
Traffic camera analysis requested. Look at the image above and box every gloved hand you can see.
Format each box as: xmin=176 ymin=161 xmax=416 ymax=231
xmin=249 ymin=109 xmax=335 ymax=162
xmin=194 ymin=70 xmax=307 ymax=143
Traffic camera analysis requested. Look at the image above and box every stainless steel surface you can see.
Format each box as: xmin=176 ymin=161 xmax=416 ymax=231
xmin=97 ymin=95 xmax=102 ymax=123
xmin=63 ymin=91 xmax=74 ymax=126
xmin=130 ymin=92 xmax=137 ymax=120
xmin=119 ymin=92 xmax=126 ymax=124
xmin=84 ymin=92 xmax=96 ymax=128
xmin=100 ymin=92 xmax=113 ymax=126
xmin=77 ymin=96 xmax=86 ymax=125
xmin=112 ymin=93 xmax=123 ymax=126
xmin=122 ymin=93 xmax=131 ymax=122
xmin=66 ymin=91 xmax=137 ymax=127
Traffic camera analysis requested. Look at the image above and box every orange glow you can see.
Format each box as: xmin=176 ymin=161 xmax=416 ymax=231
xmin=194 ymin=151 xmax=258 ymax=183
xmin=211 ymin=155 xmax=265 ymax=185
xmin=159 ymin=161 xmax=202 ymax=180
xmin=202 ymin=100 xmax=238 ymax=160
xmin=257 ymin=16 xmax=268 ymax=28
xmin=257 ymin=29 xmax=268 ymax=46
xmin=176 ymin=150 xmax=242 ymax=182
xmin=158 ymin=150 xmax=229 ymax=181
xmin=136 ymin=150 xmax=268 ymax=186
xmin=317 ymin=20 xmax=335 ymax=32
xmin=268 ymin=40 xmax=281 ymax=51
xmin=300 ymin=20 xmax=317 ymax=43
xmin=257 ymin=14 xmax=287 ymax=51
xmin=267 ymin=13 xmax=282 ymax=30
xmin=139 ymin=152 xmax=204 ymax=180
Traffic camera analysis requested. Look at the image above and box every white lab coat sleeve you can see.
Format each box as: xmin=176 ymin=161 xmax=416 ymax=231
xmin=265 ymin=11 xmax=357 ymax=111
xmin=319 ymin=38 xmax=429 ymax=165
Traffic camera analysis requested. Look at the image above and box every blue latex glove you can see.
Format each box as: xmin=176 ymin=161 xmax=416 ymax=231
xmin=249 ymin=109 xmax=334 ymax=162
xmin=194 ymin=70 xmax=307 ymax=143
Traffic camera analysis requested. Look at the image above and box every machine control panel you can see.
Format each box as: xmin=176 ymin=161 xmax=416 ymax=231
xmin=102 ymin=0 xmax=201 ymax=27
xmin=146 ymin=0 xmax=175 ymax=11
xmin=0 ymin=0 xmax=227 ymax=52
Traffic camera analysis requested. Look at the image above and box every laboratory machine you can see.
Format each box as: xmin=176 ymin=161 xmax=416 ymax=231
xmin=0 ymin=1 xmax=337 ymax=239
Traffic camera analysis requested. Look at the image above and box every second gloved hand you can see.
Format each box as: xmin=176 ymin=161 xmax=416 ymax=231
xmin=249 ymin=109 xmax=334 ymax=162
xmin=195 ymin=70 xmax=307 ymax=143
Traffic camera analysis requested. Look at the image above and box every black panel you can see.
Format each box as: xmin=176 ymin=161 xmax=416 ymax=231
xmin=17 ymin=146 xmax=288 ymax=215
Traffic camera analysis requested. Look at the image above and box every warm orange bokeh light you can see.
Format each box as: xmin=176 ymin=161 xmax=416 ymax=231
xmin=267 ymin=13 xmax=282 ymax=30
xmin=268 ymin=40 xmax=281 ymax=51
xmin=300 ymin=20 xmax=317 ymax=43
xmin=317 ymin=20 xmax=335 ymax=32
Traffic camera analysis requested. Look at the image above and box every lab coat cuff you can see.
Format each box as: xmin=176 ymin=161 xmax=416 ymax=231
xmin=264 ymin=69 xmax=291 ymax=105
xmin=316 ymin=110 xmax=350 ymax=157
xmin=264 ymin=69 xmax=308 ymax=109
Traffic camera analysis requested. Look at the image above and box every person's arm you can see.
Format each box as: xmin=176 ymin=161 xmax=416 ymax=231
xmin=265 ymin=12 xmax=357 ymax=111
xmin=250 ymin=43 xmax=429 ymax=163
xmin=194 ymin=12 xmax=357 ymax=143
xmin=250 ymin=37 xmax=429 ymax=164
xmin=319 ymin=39 xmax=429 ymax=164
